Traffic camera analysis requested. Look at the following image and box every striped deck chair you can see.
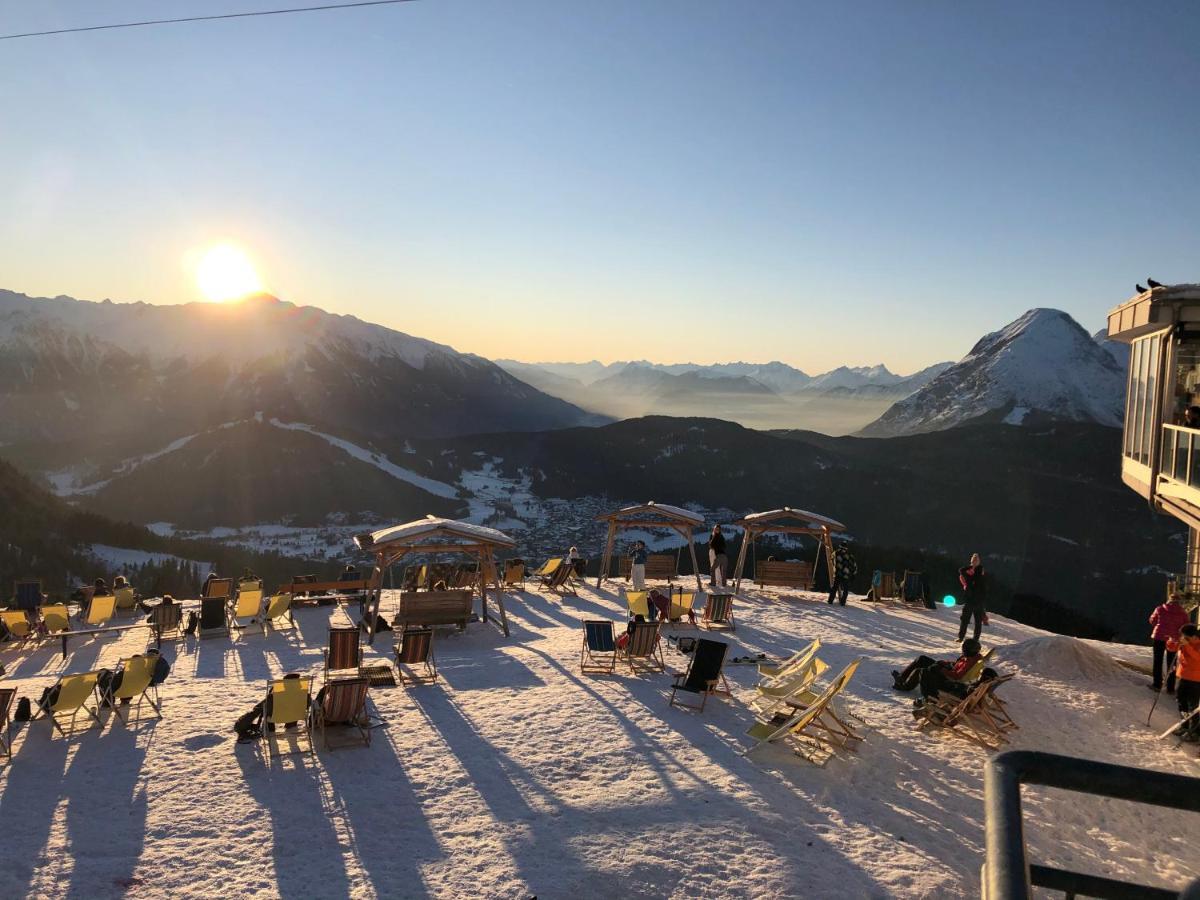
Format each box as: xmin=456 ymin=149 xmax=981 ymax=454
xmin=757 ymin=639 xmax=821 ymax=682
xmin=38 ymin=671 xmax=103 ymax=738
xmin=114 ymin=586 xmax=137 ymax=612
xmin=668 ymin=590 xmax=698 ymax=625
xmin=229 ymin=582 xmax=264 ymax=632
xmin=541 ymin=563 xmax=577 ymax=597
xmin=198 ymin=596 xmax=230 ymax=638
xmin=580 ymin=620 xmax=617 ymax=675
xmin=39 ymin=604 xmax=71 ymax=640
xmin=1 ymin=610 xmax=33 ymax=645
xmin=263 ymin=593 xmax=295 ymax=631
xmin=669 ymin=638 xmax=730 ymax=711
xmin=617 ymin=620 xmax=664 ymax=674
xmin=262 ymin=676 xmax=313 ymax=758
xmin=83 ymin=593 xmax=117 ymax=629
xmin=0 ymin=688 xmax=14 ymax=759
xmin=395 ymin=627 xmax=436 ymax=685
xmin=532 ymin=558 xmax=563 ymax=589
xmin=109 ymin=655 xmax=162 ymax=724
xmin=503 ymin=559 xmax=526 ymax=590
xmin=625 ymin=590 xmax=650 ymax=619
xmin=150 ymin=600 xmax=183 ymax=642
xmin=325 ymin=626 xmax=361 ymax=681
xmin=702 ymin=593 xmax=735 ymax=631
xmin=313 ymin=677 xmax=371 ymax=750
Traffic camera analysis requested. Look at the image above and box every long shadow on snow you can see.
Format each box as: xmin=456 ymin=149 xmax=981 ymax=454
xmin=0 ymin=725 xmax=71 ymax=897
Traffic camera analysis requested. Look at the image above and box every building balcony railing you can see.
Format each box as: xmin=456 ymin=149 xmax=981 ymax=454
xmin=1159 ymin=423 xmax=1200 ymax=490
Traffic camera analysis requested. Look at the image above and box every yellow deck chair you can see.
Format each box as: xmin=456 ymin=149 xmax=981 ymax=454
xmin=40 ymin=671 xmax=102 ymax=737
xmin=531 ymin=558 xmax=562 ymax=579
xmin=84 ymin=593 xmax=117 ymax=628
xmin=39 ymin=604 xmax=71 ymax=638
xmin=757 ymin=639 xmax=821 ymax=681
xmin=752 ymin=656 xmax=830 ymax=717
xmin=110 ymin=656 xmax=161 ymax=724
xmin=1 ymin=610 xmax=32 ymax=644
xmin=625 ymin=590 xmax=650 ymax=619
xmin=113 ymin=586 xmax=137 ymax=611
xmin=958 ymin=648 xmax=995 ymax=685
xmin=743 ymin=658 xmax=865 ymax=763
xmin=230 ymin=584 xmax=264 ymax=631
xmin=263 ymin=593 xmax=295 ymax=631
xmin=263 ymin=676 xmax=313 ymax=758
xmin=668 ymin=590 xmax=697 ymax=623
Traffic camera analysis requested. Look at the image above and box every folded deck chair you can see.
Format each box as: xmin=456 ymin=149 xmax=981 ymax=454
xmin=1 ymin=610 xmax=33 ymax=645
xmin=113 ymin=586 xmax=137 ymax=611
xmin=262 ymin=676 xmax=313 ymax=758
xmin=325 ymin=626 xmax=361 ymax=681
xmin=38 ymin=671 xmax=103 ymax=738
xmin=263 ymin=593 xmax=295 ymax=631
xmin=617 ymin=620 xmax=664 ymax=674
xmin=83 ymin=593 xmax=117 ymax=629
xmin=313 ymin=677 xmax=371 ymax=750
xmin=669 ymin=638 xmax=730 ymax=711
xmin=149 ymin=600 xmax=183 ymax=642
xmin=108 ymin=655 xmax=162 ymax=724
xmin=625 ymin=590 xmax=650 ymax=619
xmin=668 ymin=590 xmax=698 ymax=625
xmin=702 ymin=593 xmax=735 ymax=631
xmin=198 ymin=596 xmax=230 ymax=638
xmin=13 ymin=580 xmax=43 ymax=612
xmin=580 ymin=620 xmax=618 ymax=675
xmin=503 ymin=559 xmax=526 ymax=590
xmin=229 ymin=583 xmax=265 ymax=632
xmin=757 ymin=639 xmax=821 ymax=682
xmin=742 ymin=658 xmax=865 ymax=763
xmin=0 ymin=687 xmax=15 ymax=759
xmin=395 ymin=627 xmax=436 ymax=685
xmin=39 ymin=604 xmax=71 ymax=640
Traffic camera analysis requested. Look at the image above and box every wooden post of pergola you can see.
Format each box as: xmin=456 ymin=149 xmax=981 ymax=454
xmin=731 ymin=507 xmax=847 ymax=595
xmin=594 ymin=501 xmax=705 ymax=593
xmin=353 ymin=516 xmax=517 ymax=642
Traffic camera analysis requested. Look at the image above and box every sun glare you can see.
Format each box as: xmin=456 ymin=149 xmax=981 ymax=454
xmin=195 ymin=244 xmax=263 ymax=302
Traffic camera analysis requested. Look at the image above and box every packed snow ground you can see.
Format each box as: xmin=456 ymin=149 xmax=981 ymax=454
xmin=0 ymin=584 xmax=1195 ymax=900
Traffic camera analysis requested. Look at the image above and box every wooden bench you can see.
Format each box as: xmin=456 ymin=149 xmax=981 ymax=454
xmin=618 ymin=554 xmax=678 ymax=582
xmin=755 ymin=560 xmax=813 ymax=589
xmin=392 ymin=590 xmax=474 ymax=631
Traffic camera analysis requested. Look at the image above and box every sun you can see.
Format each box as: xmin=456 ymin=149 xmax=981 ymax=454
xmin=194 ymin=243 xmax=263 ymax=302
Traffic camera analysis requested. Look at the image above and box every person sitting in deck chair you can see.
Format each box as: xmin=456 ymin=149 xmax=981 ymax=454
xmin=338 ymin=564 xmax=364 ymax=597
xmin=616 ymin=615 xmax=646 ymax=651
xmin=892 ymin=639 xmax=982 ymax=698
xmin=233 ymin=672 xmax=304 ymax=741
xmin=93 ymin=577 xmax=111 ymax=597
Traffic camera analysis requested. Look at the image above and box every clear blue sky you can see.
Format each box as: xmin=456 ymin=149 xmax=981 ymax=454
xmin=2 ymin=1 xmax=1197 ymax=372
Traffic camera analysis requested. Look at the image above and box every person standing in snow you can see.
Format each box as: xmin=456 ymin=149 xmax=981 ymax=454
xmin=957 ymin=553 xmax=987 ymax=641
xmin=1168 ymin=624 xmax=1200 ymax=740
xmin=828 ymin=543 xmax=857 ymax=606
xmin=1149 ymin=593 xmax=1190 ymax=693
xmin=629 ymin=541 xmax=648 ymax=591
xmin=708 ymin=526 xmax=728 ymax=588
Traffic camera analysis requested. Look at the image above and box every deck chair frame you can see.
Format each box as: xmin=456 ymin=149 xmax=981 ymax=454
xmin=580 ymin=620 xmax=618 ymax=675
xmin=617 ymin=621 xmax=664 ymax=674
xmin=325 ymin=626 xmax=362 ymax=682
xmin=702 ymin=593 xmax=735 ymax=631
xmin=541 ymin=563 xmax=577 ymax=597
xmin=198 ymin=596 xmax=230 ymax=638
xmin=228 ymin=583 xmax=265 ymax=633
xmin=394 ymin=627 xmax=437 ymax=685
xmin=109 ymin=656 xmax=163 ymax=725
xmin=262 ymin=677 xmax=315 ymax=759
xmin=313 ymin=677 xmax=372 ymax=750
xmin=39 ymin=671 xmax=103 ymax=738
xmin=669 ymin=638 xmax=730 ymax=712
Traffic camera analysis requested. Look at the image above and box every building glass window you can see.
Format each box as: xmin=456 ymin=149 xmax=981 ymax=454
xmin=1171 ymin=340 xmax=1200 ymax=428
xmin=1124 ymin=339 xmax=1141 ymax=458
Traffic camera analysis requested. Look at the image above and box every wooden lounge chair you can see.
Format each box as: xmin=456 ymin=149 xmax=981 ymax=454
xmin=669 ymin=638 xmax=730 ymax=711
xmin=394 ymin=627 xmax=437 ymax=685
xmin=668 ymin=590 xmax=698 ymax=625
xmin=149 ymin=599 xmax=183 ymax=643
xmin=866 ymin=570 xmax=899 ymax=603
xmin=958 ymin=648 xmax=995 ymax=685
xmin=899 ymin=570 xmax=930 ymax=608
xmin=108 ymin=655 xmax=162 ymax=724
xmin=262 ymin=593 xmax=295 ymax=631
xmin=113 ymin=586 xmax=137 ymax=612
xmin=918 ymin=674 xmax=1015 ymax=749
xmin=13 ymin=580 xmax=43 ymax=611
xmin=757 ymin=639 xmax=821 ymax=682
xmin=39 ymin=604 xmax=71 ymax=640
xmin=742 ymin=658 xmax=865 ymax=763
xmin=38 ymin=671 xmax=103 ymax=738
xmin=0 ymin=687 xmax=15 ymax=759
xmin=775 ymin=657 xmax=865 ymax=744
xmin=325 ymin=626 xmax=361 ymax=681
xmin=580 ymin=620 xmax=618 ymax=675
xmin=229 ymin=582 xmax=265 ymax=632
xmin=312 ymin=677 xmax=371 ymax=750
xmin=262 ymin=676 xmax=313 ymax=758
xmin=503 ymin=559 xmax=526 ymax=590
xmin=541 ymin=563 xmax=577 ymax=597
xmin=702 ymin=593 xmax=735 ymax=631
xmin=625 ymin=590 xmax=650 ymax=619
xmin=617 ymin=620 xmax=664 ymax=674
xmin=1 ymin=609 xmax=33 ymax=645
xmin=83 ymin=593 xmax=117 ymax=629
xmin=198 ymin=596 xmax=230 ymax=638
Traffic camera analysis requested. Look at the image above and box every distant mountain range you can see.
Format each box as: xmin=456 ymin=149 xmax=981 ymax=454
xmin=859 ymin=309 xmax=1127 ymax=437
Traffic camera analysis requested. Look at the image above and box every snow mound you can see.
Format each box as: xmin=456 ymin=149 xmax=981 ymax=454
xmin=1001 ymin=635 xmax=1133 ymax=682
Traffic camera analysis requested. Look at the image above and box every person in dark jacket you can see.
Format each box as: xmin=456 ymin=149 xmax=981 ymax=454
xmin=707 ymin=526 xmax=728 ymax=588
xmin=828 ymin=543 xmax=857 ymax=606
xmin=957 ymin=553 xmax=987 ymax=641
xmin=892 ymin=639 xmax=983 ymax=698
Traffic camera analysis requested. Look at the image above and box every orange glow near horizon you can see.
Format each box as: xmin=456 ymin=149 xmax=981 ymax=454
xmin=193 ymin=243 xmax=263 ymax=302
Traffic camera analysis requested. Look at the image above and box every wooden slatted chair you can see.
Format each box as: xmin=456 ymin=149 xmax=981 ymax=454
xmin=669 ymin=638 xmax=730 ymax=711
xmin=617 ymin=620 xmax=664 ymax=674
xmin=313 ymin=677 xmax=372 ymax=750
xmin=395 ymin=627 xmax=437 ymax=685
xmin=325 ymin=626 xmax=361 ymax=681
xmin=503 ymin=559 xmax=526 ymax=590
xmin=918 ymin=674 xmax=1015 ymax=749
xmin=150 ymin=599 xmax=183 ymax=642
xmin=742 ymin=658 xmax=865 ymax=764
xmin=580 ymin=620 xmax=618 ymax=675
xmin=702 ymin=593 xmax=735 ymax=631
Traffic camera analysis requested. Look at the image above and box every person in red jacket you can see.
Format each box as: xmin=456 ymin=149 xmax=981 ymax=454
xmin=1149 ymin=593 xmax=1190 ymax=693
xmin=892 ymin=638 xmax=983 ymax=699
xmin=1168 ymin=624 xmax=1200 ymax=740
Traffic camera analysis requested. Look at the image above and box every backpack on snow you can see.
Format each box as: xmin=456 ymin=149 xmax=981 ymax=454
xmin=14 ymin=697 xmax=31 ymax=722
xmin=234 ymin=704 xmax=264 ymax=742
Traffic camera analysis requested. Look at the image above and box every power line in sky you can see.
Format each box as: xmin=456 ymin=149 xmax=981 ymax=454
xmin=0 ymin=0 xmax=418 ymax=42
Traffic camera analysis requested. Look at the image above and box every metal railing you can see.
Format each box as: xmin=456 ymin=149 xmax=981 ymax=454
xmin=1160 ymin=423 xmax=1200 ymax=490
xmin=983 ymin=750 xmax=1200 ymax=900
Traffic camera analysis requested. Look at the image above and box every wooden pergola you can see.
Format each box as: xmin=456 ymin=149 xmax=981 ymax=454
xmin=731 ymin=507 xmax=846 ymax=594
xmin=595 ymin=501 xmax=705 ymax=592
xmin=353 ymin=516 xmax=517 ymax=640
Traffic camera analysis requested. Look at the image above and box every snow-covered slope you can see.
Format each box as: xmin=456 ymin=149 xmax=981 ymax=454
xmin=0 ymin=584 xmax=1193 ymax=898
xmin=860 ymin=309 xmax=1127 ymax=437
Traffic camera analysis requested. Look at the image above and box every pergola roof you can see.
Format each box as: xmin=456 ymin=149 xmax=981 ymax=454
xmin=595 ymin=501 xmax=705 ymax=527
xmin=354 ymin=516 xmax=517 ymax=552
xmin=734 ymin=507 xmax=846 ymax=533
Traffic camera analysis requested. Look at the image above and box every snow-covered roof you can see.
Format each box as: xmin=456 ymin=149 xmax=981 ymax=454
xmin=597 ymin=501 xmax=705 ymax=526
xmin=354 ymin=516 xmax=516 ymax=550
xmin=739 ymin=507 xmax=846 ymax=531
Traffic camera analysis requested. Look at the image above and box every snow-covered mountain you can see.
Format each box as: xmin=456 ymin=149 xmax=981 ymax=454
xmin=860 ymin=309 xmax=1127 ymax=437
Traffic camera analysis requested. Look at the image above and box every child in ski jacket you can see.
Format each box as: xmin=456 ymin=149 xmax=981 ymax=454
xmin=1150 ymin=594 xmax=1190 ymax=692
xmin=1168 ymin=624 xmax=1200 ymax=737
